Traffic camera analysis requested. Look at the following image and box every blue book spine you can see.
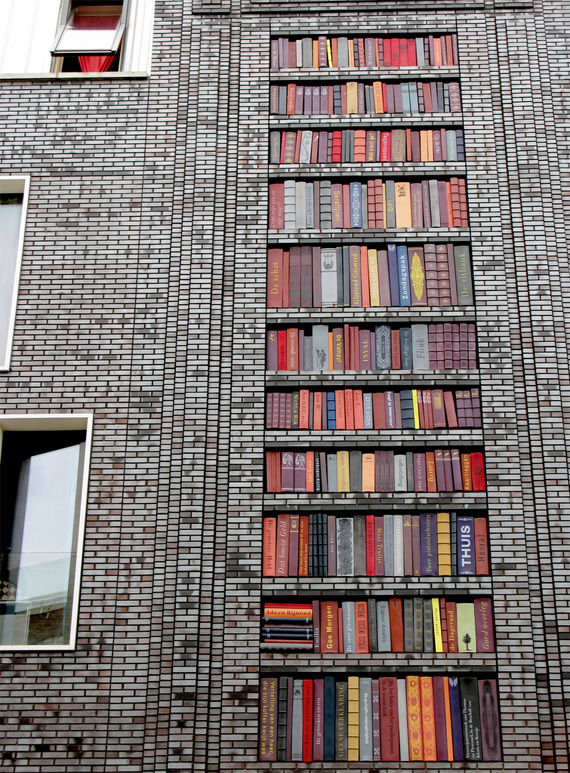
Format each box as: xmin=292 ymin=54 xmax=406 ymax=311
xmin=448 ymin=677 xmax=465 ymax=761
xmin=350 ymin=182 xmax=362 ymax=228
xmin=363 ymin=393 xmax=373 ymax=428
xmin=396 ymin=245 xmax=411 ymax=306
xmin=387 ymin=244 xmax=400 ymax=305
xmin=327 ymin=392 xmax=336 ymax=429
xmin=457 ymin=516 xmax=476 ymax=575
xmin=323 ymin=676 xmax=336 ymax=760
xmin=401 ymin=82 xmax=411 ymax=114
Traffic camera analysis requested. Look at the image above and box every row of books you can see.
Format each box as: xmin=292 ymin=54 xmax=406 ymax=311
xmin=265 ymin=449 xmax=486 ymax=493
xmin=267 ymin=244 xmax=473 ymax=308
xmin=262 ymin=512 xmax=488 ymax=578
xmin=266 ymin=387 xmax=482 ymax=431
xmin=268 ymin=178 xmax=469 ymax=231
xmin=271 ymin=35 xmax=459 ymax=71
xmin=270 ymin=128 xmax=465 ymax=165
xmin=259 ymin=674 xmax=501 ymax=762
xmin=260 ymin=597 xmax=494 ymax=653
xmin=267 ymin=323 xmax=478 ymax=372
xmin=270 ymin=80 xmax=461 ymax=116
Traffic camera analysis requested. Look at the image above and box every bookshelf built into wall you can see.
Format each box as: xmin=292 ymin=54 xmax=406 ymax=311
xmin=260 ymin=30 xmax=501 ymax=765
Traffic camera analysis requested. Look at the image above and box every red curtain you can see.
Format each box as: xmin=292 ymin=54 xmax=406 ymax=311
xmin=74 ymin=13 xmax=120 ymax=73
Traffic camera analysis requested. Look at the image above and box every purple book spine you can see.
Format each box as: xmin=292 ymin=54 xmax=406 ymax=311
xmin=294 ymin=452 xmax=306 ymax=492
xmin=267 ymin=332 xmax=278 ymax=370
xmin=281 ymin=451 xmax=294 ymax=492
xmin=420 ymin=512 xmax=438 ymax=576
xmin=304 ymin=86 xmax=313 ymax=115
xmin=313 ymin=679 xmax=324 ymax=761
xmin=433 ymin=677 xmax=448 ymax=760
xmin=313 ymin=599 xmax=321 ymax=653
xmin=271 ymin=39 xmax=279 ymax=70
xmin=266 ymin=394 xmax=273 ymax=429
xmin=457 ymin=515 xmax=476 ymax=575
xmin=448 ymin=677 xmax=465 ymax=761
xmin=478 ymin=679 xmax=501 ymax=761
xmin=270 ymin=84 xmax=279 ymax=113
xmin=372 ymin=679 xmax=381 ymax=761
xmin=320 ymin=85 xmax=328 ymax=114
xmin=422 ymin=180 xmax=432 ymax=227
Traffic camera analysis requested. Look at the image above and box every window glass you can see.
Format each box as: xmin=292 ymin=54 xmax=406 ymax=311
xmin=0 ymin=431 xmax=86 ymax=647
xmin=0 ymin=196 xmax=24 ymax=369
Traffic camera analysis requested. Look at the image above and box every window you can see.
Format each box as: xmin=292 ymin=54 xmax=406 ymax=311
xmin=0 ymin=0 xmax=154 ymax=76
xmin=0 ymin=177 xmax=29 ymax=372
xmin=0 ymin=415 xmax=92 ymax=649
xmin=52 ymin=2 xmax=128 ymax=73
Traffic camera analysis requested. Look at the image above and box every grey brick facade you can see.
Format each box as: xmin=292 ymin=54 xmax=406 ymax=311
xmin=0 ymin=0 xmax=569 ymax=770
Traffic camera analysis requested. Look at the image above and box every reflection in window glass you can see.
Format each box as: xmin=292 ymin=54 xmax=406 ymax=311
xmin=0 ymin=432 xmax=86 ymax=646
xmin=0 ymin=195 xmax=23 ymax=368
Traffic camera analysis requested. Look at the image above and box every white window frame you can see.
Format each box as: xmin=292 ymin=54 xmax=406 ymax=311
xmin=0 ymin=177 xmax=30 ymax=372
xmin=0 ymin=413 xmax=93 ymax=651
xmin=51 ymin=1 xmax=128 ymax=58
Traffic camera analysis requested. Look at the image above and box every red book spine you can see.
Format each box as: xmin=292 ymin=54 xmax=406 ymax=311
xmin=474 ymin=517 xmax=489 ymax=574
xmin=471 ymin=452 xmax=486 ymax=490
xmin=366 ymin=514 xmax=375 ymax=575
xmin=375 ymin=516 xmax=384 ymax=576
xmin=302 ymin=680 xmax=313 ymax=761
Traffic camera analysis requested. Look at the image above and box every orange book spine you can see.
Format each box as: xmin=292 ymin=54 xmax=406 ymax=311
xmin=360 ymin=246 xmax=371 ymax=306
xmin=353 ymin=389 xmax=365 ymax=429
xmin=344 ymin=389 xmax=355 ymax=430
xmin=461 ymin=453 xmax=472 ymax=491
xmin=406 ymin=675 xmax=424 ymax=760
xmin=420 ymin=676 xmax=437 ymax=760
xmin=312 ymin=40 xmax=319 ymax=68
xmin=443 ymin=677 xmax=454 ymax=761
xmin=262 ymin=517 xmax=277 ymax=576
xmin=328 ymin=332 xmax=334 ymax=369
xmin=305 ymin=451 xmax=314 ymax=493
xmin=354 ymin=601 xmax=369 ymax=653
xmin=264 ymin=603 xmax=313 ymax=617
xmin=298 ymin=515 xmax=309 ymax=576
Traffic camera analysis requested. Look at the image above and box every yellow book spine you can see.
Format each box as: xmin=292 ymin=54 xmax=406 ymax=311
xmin=368 ymin=249 xmax=380 ymax=306
xmin=427 ymin=129 xmax=434 ymax=162
xmin=347 ymin=676 xmax=359 ymax=760
xmin=346 ymin=82 xmax=358 ymax=114
xmin=436 ymin=512 xmax=452 ymax=575
xmin=432 ymin=598 xmax=443 ymax=652
xmin=327 ymin=39 xmax=333 ymax=68
xmin=337 ymin=450 xmax=350 ymax=492
xmin=373 ymin=81 xmax=384 ymax=113
xmin=412 ymin=390 xmax=420 ymax=428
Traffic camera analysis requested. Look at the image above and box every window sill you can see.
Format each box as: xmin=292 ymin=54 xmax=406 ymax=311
xmin=0 ymin=71 xmax=149 ymax=80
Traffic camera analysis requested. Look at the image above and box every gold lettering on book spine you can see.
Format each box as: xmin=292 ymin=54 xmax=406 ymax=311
xmin=410 ymin=250 xmax=424 ymax=301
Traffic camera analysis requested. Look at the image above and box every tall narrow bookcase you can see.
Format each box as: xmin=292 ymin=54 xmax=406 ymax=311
xmin=260 ymin=30 xmax=500 ymax=765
